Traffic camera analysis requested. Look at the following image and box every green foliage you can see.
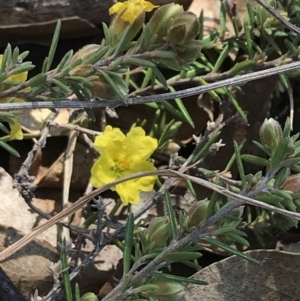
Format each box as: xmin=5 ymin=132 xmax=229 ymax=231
xmin=4 ymin=1 xmax=300 ymax=300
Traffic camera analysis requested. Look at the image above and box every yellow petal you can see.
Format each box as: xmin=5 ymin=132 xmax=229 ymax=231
xmin=9 ymin=117 xmax=23 ymax=140
xmin=94 ymin=126 xmax=126 ymax=162
xmin=126 ymin=127 xmax=158 ymax=162
xmin=109 ymin=2 xmax=126 ymax=15
xmin=109 ymin=0 xmax=158 ymax=24
xmin=90 ymin=156 xmax=117 ymax=188
xmin=116 ymin=181 xmax=141 ymax=205
xmin=128 ymin=160 xmax=157 ymax=191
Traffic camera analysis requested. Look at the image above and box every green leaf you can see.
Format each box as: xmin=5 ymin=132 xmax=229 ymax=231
xmin=202 ymin=237 xmax=259 ymax=263
xmin=61 ymin=243 xmax=73 ymax=301
xmin=0 ymin=140 xmax=20 ymax=157
xmin=56 ymin=50 xmax=74 ymax=72
xmin=244 ymin=19 xmax=253 ymax=59
xmin=212 ymin=44 xmax=230 ymax=72
xmin=0 ymin=122 xmax=9 ymax=134
xmin=75 ymin=283 xmax=80 ymax=301
xmin=204 ymin=191 xmax=219 ymax=221
xmin=27 ymin=74 xmax=47 ymax=87
xmin=157 ymin=119 xmax=180 ymax=149
xmin=225 ymin=231 xmax=249 ymax=246
xmin=123 ymin=57 xmax=168 ymax=89
xmin=85 ymin=46 xmax=109 ymax=64
xmin=11 ymin=47 xmax=20 ymax=65
xmin=46 ymin=20 xmax=61 ymax=71
xmin=51 ymin=79 xmax=72 ymax=93
xmin=18 ymin=51 xmax=29 ymax=62
xmin=123 ymin=213 xmax=134 ymax=276
xmin=192 ymin=131 xmax=221 ymax=163
xmin=270 ymin=137 xmax=292 ymax=171
xmin=226 ymin=90 xmax=247 ymax=120
xmin=133 ymin=284 xmax=159 ymax=294
xmin=169 ymin=86 xmax=194 ymax=128
xmin=153 ymin=272 xmax=208 ymax=285
xmin=234 ymin=141 xmax=247 ymax=187
xmin=113 ymin=25 xmax=132 ymax=55
xmin=219 ymin=0 xmax=227 ymax=35
xmin=214 ymin=226 xmax=237 ymax=236
xmin=165 ymin=190 xmax=178 ymax=240
xmin=228 ymin=60 xmax=253 ymax=76
xmin=9 ymin=62 xmax=35 ymax=76
xmin=84 ymin=108 xmax=96 ymax=121
xmin=1 ymin=44 xmax=12 ymax=72
xmin=241 ymin=154 xmax=269 ymax=166
xmin=98 ymin=70 xmax=127 ymax=102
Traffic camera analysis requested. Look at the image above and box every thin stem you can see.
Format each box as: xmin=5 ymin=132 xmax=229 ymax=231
xmin=1 ymin=59 xmax=300 ymax=111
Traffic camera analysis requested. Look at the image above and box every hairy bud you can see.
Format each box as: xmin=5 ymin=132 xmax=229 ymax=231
xmin=151 ymin=280 xmax=185 ymax=301
xmin=186 ymin=199 xmax=209 ymax=227
xmin=167 ymin=12 xmax=199 ymax=45
xmin=259 ymin=118 xmax=283 ymax=148
xmin=145 ymin=217 xmax=172 ymax=248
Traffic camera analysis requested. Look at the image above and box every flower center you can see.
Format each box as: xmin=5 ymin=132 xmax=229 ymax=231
xmin=113 ymin=157 xmax=132 ymax=174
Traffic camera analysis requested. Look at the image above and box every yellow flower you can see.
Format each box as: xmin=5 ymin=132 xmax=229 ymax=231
xmin=0 ymin=54 xmax=28 ymax=140
xmin=109 ymin=0 xmax=159 ymax=24
xmin=91 ymin=126 xmax=158 ymax=205
xmin=9 ymin=117 xmax=23 ymax=140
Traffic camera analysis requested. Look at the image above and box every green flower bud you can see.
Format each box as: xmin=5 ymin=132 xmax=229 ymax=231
xmin=259 ymin=118 xmax=282 ymax=147
xmin=109 ymin=10 xmax=144 ymax=46
xmin=80 ymin=292 xmax=98 ymax=301
xmin=151 ymin=280 xmax=185 ymax=301
xmin=282 ymin=174 xmax=300 ymax=198
xmin=148 ymin=4 xmax=184 ymax=45
xmin=186 ymin=199 xmax=209 ymax=228
xmin=175 ymin=40 xmax=203 ymax=63
xmin=167 ymin=12 xmax=199 ymax=45
xmin=259 ymin=118 xmax=283 ymax=148
xmin=90 ymin=77 xmax=121 ymax=100
xmin=70 ymin=44 xmax=100 ymax=64
xmin=70 ymin=64 xmax=93 ymax=77
xmin=145 ymin=217 xmax=172 ymax=248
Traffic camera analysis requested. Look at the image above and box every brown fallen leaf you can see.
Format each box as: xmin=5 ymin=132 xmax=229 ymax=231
xmin=185 ymin=249 xmax=300 ymax=301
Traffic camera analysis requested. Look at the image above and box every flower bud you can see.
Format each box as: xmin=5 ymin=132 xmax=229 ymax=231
xmin=109 ymin=10 xmax=144 ymax=46
xmin=148 ymin=4 xmax=184 ymax=45
xmin=145 ymin=217 xmax=172 ymax=248
xmin=282 ymin=174 xmax=300 ymax=198
xmin=186 ymin=199 xmax=209 ymax=228
xmin=167 ymin=12 xmax=199 ymax=45
xmin=70 ymin=44 xmax=100 ymax=64
xmin=70 ymin=64 xmax=93 ymax=77
xmin=259 ymin=118 xmax=283 ymax=148
xmin=80 ymin=292 xmax=98 ymax=301
xmin=175 ymin=40 xmax=203 ymax=63
xmin=164 ymin=140 xmax=181 ymax=155
xmin=91 ymin=77 xmax=123 ymax=100
xmin=151 ymin=280 xmax=185 ymax=301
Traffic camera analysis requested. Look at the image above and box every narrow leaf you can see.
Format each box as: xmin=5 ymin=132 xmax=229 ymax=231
xmin=202 ymin=237 xmax=259 ymax=263
xmin=46 ymin=20 xmax=61 ymax=71
xmin=123 ymin=213 xmax=134 ymax=276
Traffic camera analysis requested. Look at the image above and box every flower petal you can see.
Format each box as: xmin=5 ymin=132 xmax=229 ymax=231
xmin=116 ymin=181 xmax=141 ymax=205
xmin=125 ymin=127 xmax=157 ymax=162
xmin=94 ymin=126 xmax=126 ymax=162
xmin=109 ymin=2 xmax=125 ymax=15
xmin=90 ymin=156 xmax=116 ymax=188
xmin=109 ymin=0 xmax=158 ymax=24
xmin=9 ymin=117 xmax=23 ymax=140
xmin=128 ymin=160 xmax=157 ymax=191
